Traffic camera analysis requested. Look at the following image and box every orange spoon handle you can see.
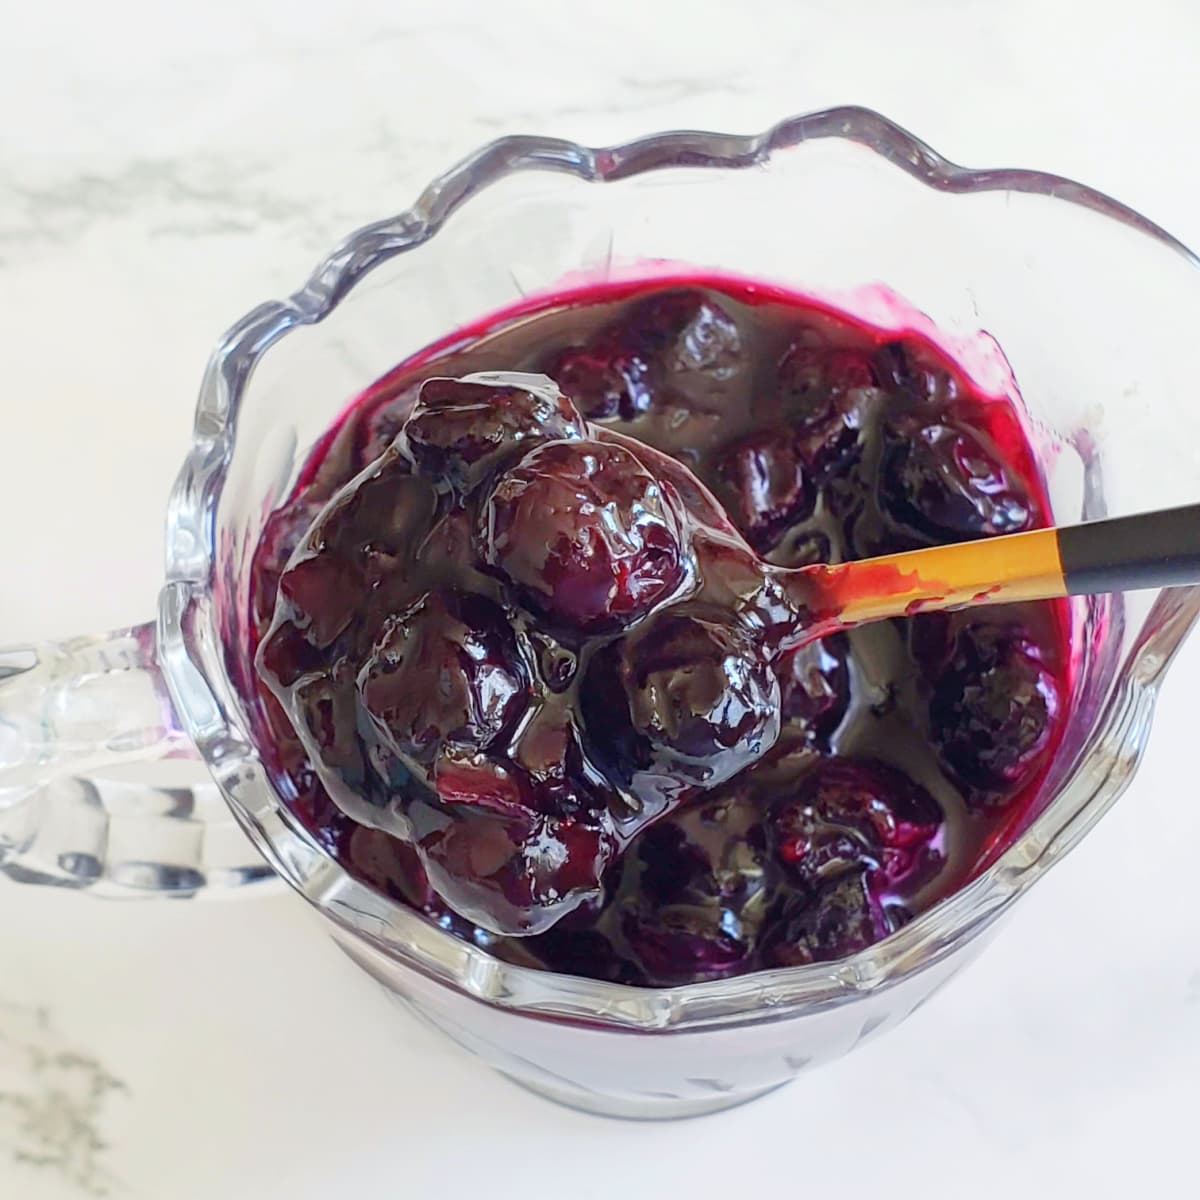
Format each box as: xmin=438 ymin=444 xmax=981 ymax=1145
xmin=793 ymin=526 xmax=1065 ymax=631
xmin=779 ymin=502 xmax=1200 ymax=638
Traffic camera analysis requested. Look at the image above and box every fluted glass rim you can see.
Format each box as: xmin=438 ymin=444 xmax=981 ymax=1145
xmin=162 ymin=105 xmax=1200 ymax=1032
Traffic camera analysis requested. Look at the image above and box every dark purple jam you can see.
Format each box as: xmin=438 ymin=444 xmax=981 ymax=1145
xmin=247 ymin=275 xmax=1071 ymax=986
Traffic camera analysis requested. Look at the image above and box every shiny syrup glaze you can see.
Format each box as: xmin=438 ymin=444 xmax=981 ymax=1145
xmin=247 ymin=275 xmax=1071 ymax=986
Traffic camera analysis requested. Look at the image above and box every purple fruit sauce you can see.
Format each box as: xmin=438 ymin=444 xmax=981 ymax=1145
xmin=246 ymin=275 xmax=1071 ymax=986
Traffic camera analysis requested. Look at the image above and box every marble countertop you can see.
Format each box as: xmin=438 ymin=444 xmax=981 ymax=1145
xmin=2 ymin=2 xmax=1198 ymax=1196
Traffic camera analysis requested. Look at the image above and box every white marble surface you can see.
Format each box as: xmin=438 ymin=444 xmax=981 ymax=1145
xmin=2 ymin=2 xmax=1199 ymax=1196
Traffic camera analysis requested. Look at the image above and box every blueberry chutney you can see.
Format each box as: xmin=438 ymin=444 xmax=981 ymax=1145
xmin=249 ymin=275 xmax=1071 ymax=987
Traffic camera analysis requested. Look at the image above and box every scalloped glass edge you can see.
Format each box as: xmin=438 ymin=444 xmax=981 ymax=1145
xmin=160 ymin=105 xmax=1200 ymax=1032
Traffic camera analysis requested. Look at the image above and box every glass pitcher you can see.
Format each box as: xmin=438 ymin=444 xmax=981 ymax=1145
xmin=3 ymin=106 xmax=1198 ymax=1120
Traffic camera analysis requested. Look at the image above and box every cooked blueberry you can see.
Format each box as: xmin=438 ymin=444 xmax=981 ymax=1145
xmin=251 ymin=497 xmax=328 ymax=633
xmin=402 ymin=374 xmax=585 ymax=490
xmin=345 ymin=825 xmax=440 ymax=912
xmin=274 ymin=450 xmax=436 ymax=624
xmin=507 ymin=703 xmax=611 ymax=819
xmin=582 ymin=611 xmax=781 ymax=811
xmin=769 ymin=759 xmax=943 ymax=888
xmin=515 ymin=925 xmax=643 ymax=985
xmin=410 ymin=756 xmax=618 ymax=935
xmin=777 ymin=335 xmax=830 ymax=428
xmin=480 ymin=439 xmax=685 ymax=632
xmin=621 ymin=290 xmax=744 ymax=385
xmin=713 ymin=430 xmax=815 ymax=552
xmin=874 ymin=340 xmax=960 ymax=407
xmin=543 ymin=341 xmax=653 ymax=421
xmin=761 ymin=869 xmax=890 ymax=967
xmin=878 ymin=419 xmax=1032 ymax=545
xmin=824 ymin=349 xmax=878 ymax=397
xmin=929 ymin=623 xmax=1060 ymax=800
xmin=256 ymin=614 xmax=327 ymax=691
xmin=355 ymin=380 xmax=422 ymax=461
xmin=289 ymin=659 xmax=370 ymax=793
xmin=777 ymin=342 xmax=870 ymax=481
xmin=615 ymin=791 xmax=769 ymax=984
xmin=357 ymin=589 xmax=526 ymax=765
xmin=288 ymin=772 xmax=355 ymax=858
xmin=906 ymin=611 xmax=954 ymax=672
xmin=774 ymin=634 xmax=850 ymax=742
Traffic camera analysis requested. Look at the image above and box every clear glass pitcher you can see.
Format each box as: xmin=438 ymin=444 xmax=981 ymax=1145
xmin=3 ymin=107 xmax=1198 ymax=1120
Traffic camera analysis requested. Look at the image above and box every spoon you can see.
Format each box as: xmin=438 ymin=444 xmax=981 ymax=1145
xmin=774 ymin=501 xmax=1200 ymax=643
xmin=596 ymin=416 xmax=1200 ymax=650
xmin=590 ymin=493 xmax=1200 ymax=827
xmin=257 ymin=370 xmax=1200 ymax=936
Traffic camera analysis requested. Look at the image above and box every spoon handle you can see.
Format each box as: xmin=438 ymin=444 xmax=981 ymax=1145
xmin=1057 ymin=502 xmax=1200 ymax=594
xmin=788 ymin=502 xmax=1200 ymax=632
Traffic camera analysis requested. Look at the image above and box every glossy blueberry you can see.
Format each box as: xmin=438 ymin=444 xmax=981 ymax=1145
xmin=878 ymin=418 xmax=1032 ymax=545
xmin=402 ymin=374 xmax=585 ymax=491
xmin=358 ymin=380 xmax=422 ymax=463
xmin=357 ymin=589 xmax=526 ymax=765
xmin=543 ymin=341 xmax=654 ymax=421
xmin=582 ymin=610 xmax=781 ymax=810
xmin=774 ymin=634 xmax=851 ymax=742
xmin=713 ymin=429 xmax=815 ymax=552
xmin=411 ymin=754 xmax=618 ymax=936
xmin=929 ymin=622 xmax=1060 ymax=800
xmin=620 ymin=289 xmax=744 ymax=388
xmin=761 ymin=869 xmax=891 ymax=967
xmin=769 ymin=758 xmax=943 ymax=888
xmin=480 ymin=439 xmax=685 ymax=632
xmin=615 ymin=791 xmax=769 ymax=984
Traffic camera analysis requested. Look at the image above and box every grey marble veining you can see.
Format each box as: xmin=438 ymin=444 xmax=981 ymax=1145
xmin=0 ymin=1001 xmax=128 ymax=1197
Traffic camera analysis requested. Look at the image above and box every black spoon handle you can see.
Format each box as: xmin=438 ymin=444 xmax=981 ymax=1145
xmin=1058 ymin=503 xmax=1200 ymax=595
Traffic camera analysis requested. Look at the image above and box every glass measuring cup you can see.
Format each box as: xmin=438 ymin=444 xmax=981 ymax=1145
xmin=3 ymin=106 xmax=1198 ymax=1119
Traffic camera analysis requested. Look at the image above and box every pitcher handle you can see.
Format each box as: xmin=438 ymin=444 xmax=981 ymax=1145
xmin=0 ymin=621 xmax=275 ymax=895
